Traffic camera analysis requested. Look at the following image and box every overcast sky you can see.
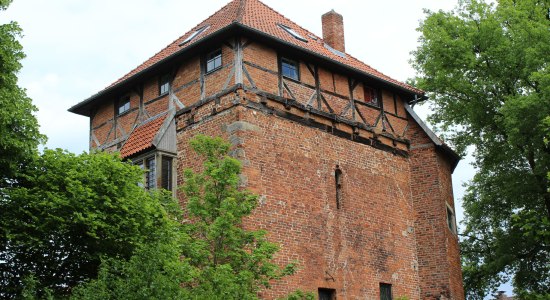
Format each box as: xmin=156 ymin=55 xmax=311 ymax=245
xmin=2 ymin=0 xmax=510 ymax=295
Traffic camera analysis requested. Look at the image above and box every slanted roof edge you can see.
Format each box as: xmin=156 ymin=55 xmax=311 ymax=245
xmin=68 ymin=23 xmax=242 ymax=116
xmin=70 ymin=22 xmax=424 ymax=116
xmin=236 ymin=23 xmax=424 ymax=98
xmin=152 ymin=109 xmax=176 ymax=148
xmin=404 ymin=103 xmax=460 ymax=172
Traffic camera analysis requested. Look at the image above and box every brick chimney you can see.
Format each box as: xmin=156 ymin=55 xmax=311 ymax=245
xmin=322 ymin=9 xmax=345 ymax=52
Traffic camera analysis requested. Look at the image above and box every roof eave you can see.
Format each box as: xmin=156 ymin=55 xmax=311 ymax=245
xmin=404 ymin=103 xmax=460 ymax=172
xmin=69 ymin=22 xmax=424 ymax=116
xmin=68 ymin=23 xmax=242 ymax=117
xmin=232 ymin=24 xmax=424 ymax=99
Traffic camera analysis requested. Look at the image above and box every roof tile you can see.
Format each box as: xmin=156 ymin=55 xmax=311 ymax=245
xmin=106 ymin=0 xmax=422 ymax=99
xmin=119 ymin=113 xmax=168 ymax=158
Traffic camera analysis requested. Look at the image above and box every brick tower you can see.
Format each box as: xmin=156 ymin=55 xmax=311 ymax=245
xmin=69 ymin=0 xmax=464 ymax=299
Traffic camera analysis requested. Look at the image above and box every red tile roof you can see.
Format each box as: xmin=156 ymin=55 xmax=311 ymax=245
xmin=107 ymin=0 xmax=422 ymax=95
xmin=119 ymin=113 xmax=168 ymax=158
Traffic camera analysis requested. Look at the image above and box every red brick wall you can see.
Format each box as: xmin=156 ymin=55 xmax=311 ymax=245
xmin=406 ymin=119 xmax=464 ymax=299
xmin=176 ymin=96 xmax=422 ymax=299
xmin=85 ymin=33 xmax=464 ymax=299
xmin=322 ymin=10 xmax=345 ymax=53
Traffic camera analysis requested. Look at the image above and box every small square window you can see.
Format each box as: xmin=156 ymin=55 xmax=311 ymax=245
xmin=206 ymin=49 xmax=222 ymax=73
xmin=281 ymin=58 xmax=299 ymax=81
xmin=118 ymin=97 xmax=130 ymax=115
xmin=380 ymin=283 xmax=392 ymax=300
xmin=159 ymin=74 xmax=170 ymax=95
xmin=364 ymin=86 xmax=379 ymax=106
xmin=318 ymin=288 xmax=336 ymax=300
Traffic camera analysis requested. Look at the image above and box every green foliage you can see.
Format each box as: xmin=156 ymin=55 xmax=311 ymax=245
xmin=277 ymin=290 xmax=315 ymax=300
xmin=0 ymin=150 xmax=174 ymax=298
xmin=73 ymin=135 xmax=299 ymax=299
xmin=71 ymin=237 xmax=195 ymax=300
xmin=181 ymin=135 xmax=296 ymax=298
xmin=412 ymin=0 xmax=550 ymax=298
xmin=0 ymin=0 xmax=45 ymax=185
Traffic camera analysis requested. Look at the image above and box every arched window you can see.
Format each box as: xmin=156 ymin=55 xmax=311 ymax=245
xmin=335 ymin=166 xmax=342 ymax=209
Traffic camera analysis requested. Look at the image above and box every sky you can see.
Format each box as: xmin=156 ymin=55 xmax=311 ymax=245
xmin=3 ymin=0 xmax=509 ymax=295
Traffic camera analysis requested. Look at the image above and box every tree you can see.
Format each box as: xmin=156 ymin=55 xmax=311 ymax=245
xmin=0 ymin=0 xmax=45 ymax=185
xmin=73 ymin=135 xmax=306 ymax=299
xmin=412 ymin=0 xmax=550 ymax=298
xmin=181 ymin=135 xmax=296 ymax=298
xmin=0 ymin=150 xmax=175 ymax=298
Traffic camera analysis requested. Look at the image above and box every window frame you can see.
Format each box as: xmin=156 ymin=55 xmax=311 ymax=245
xmin=145 ymin=156 xmax=157 ymax=190
xmin=380 ymin=283 xmax=393 ymax=300
xmin=179 ymin=25 xmax=210 ymax=46
xmin=159 ymin=74 xmax=171 ymax=96
xmin=277 ymin=23 xmax=308 ymax=42
xmin=446 ymin=203 xmax=457 ymax=235
xmin=160 ymin=156 xmax=173 ymax=191
xmin=363 ymin=85 xmax=379 ymax=107
xmin=117 ymin=96 xmax=131 ymax=116
xmin=132 ymin=152 xmax=176 ymax=193
xmin=205 ymin=48 xmax=222 ymax=74
xmin=281 ymin=57 xmax=299 ymax=81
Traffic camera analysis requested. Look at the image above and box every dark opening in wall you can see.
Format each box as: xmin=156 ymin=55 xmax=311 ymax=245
xmin=335 ymin=165 xmax=342 ymax=209
xmin=380 ymin=283 xmax=392 ymax=300
xmin=318 ymin=288 xmax=336 ymax=300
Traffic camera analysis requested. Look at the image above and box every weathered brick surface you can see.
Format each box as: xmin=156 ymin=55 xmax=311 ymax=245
xmin=176 ymin=99 xmax=421 ymax=299
xmin=83 ymin=33 xmax=464 ymax=299
xmin=407 ymin=120 xmax=463 ymax=300
xmin=322 ymin=10 xmax=345 ymax=53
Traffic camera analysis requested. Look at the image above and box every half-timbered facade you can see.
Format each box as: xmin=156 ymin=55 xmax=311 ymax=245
xmin=69 ymin=1 xmax=464 ymax=299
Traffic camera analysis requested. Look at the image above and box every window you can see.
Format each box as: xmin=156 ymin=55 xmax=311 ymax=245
xmin=159 ymin=74 xmax=170 ymax=95
xmin=206 ymin=49 xmax=222 ymax=73
xmin=380 ymin=283 xmax=392 ymax=300
xmin=447 ymin=205 xmax=457 ymax=234
xmin=324 ymin=43 xmax=346 ymax=58
xmin=136 ymin=155 xmax=174 ymax=191
xmin=118 ymin=97 xmax=130 ymax=115
xmin=335 ymin=166 xmax=342 ymax=209
xmin=179 ymin=25 xmax=210 ymax=46
xmin=161 ymin=156 xmax=173 ymax=191
xmin=145 ymin=157 xmax=156 ymax=190
xmin=281 ymin=58 xmax=299 ymax=81
xmin=364 ymin=86 xmax=379 ymax=106
xmin=278 ymin=24 xmax=308 ymax=42
xmin=318 ymin=288 xmax=336 ymax=300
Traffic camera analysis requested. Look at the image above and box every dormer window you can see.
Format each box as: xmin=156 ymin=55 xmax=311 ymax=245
xmin=118 ymin=97 xmax=130 ymax=115
xmin=281 ymin=58 xmax=299 ymax=81
xmin=159 ymin=74 xmax=170 ymax=95
xmin=206 ymin=49 xmax=222 ymax=73
xmin=278 ymin=24 xmax=308 ymax=42
xmin=324 ymin=43 xmax=346 ymax=58
xmin=179 ymin=25 xmax=210 ymax=46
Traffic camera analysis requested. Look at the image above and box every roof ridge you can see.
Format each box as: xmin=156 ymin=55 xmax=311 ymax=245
xmin=236 ymin=0 xmax=246 ymax=23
